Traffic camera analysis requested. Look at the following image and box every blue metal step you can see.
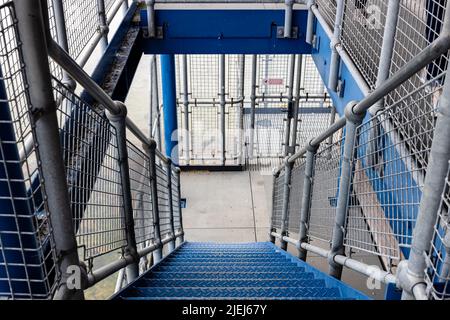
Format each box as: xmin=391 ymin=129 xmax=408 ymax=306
xmin=113 ymin=242 xmax=369 ymax=300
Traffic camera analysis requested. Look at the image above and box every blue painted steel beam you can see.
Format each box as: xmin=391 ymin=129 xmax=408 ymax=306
xmin=140 ymin=9 xmax=312 ymax=54
xmin=161 ymin=54 xmax=179 ymax=163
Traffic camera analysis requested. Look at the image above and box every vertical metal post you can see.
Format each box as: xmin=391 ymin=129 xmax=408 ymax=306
xmin=328 ymin=101 xmax=365 ymax=279
xmin=145 ymin=0 xmax=156 ymax=38
xmin=238 ymin=54 xmax=245 ymax=165
xmin=174 ymin=167 xmax=184 ymax=244
xmin=145 ymin=141 xmax=163 ymax=263
xmin=97 ymin=0 xmax=109 ymax=52
xmin=14 ymin=0 xmax=84 ymax=299
xmin=165 ymin=159 xmax=176 ymax=253
xmin=181 ymin=55 xmax=190 ymax=164
xmin=105 ymin=102 xmax=139 ymax=282
xmin=269 ymin=171 xmax=279 ymax=243
xmin=249 ymin=55 xmax=257 ymax=159
xmin=306 ymin=0 xmax=315 ymax=44
xmin=369 ymin=0 xmax=400 ymax=115
xmin=219 ymin=54 xmax=226 ymax=166
xmin=289 ymin=54 xmax=302 ymax=155
xmin=297 ymin=143 xmax=318 ymax=260
xmin=280 ymin=158 xmax=293 ymax=251
xmin=328 ymin=0 xmax=345 ymax=92
xmin=121 ymin=0 xmax=129 ymax=16
xmin=326 ymin=105 xmax=336 ymax=159
xmin=150 ymin=55 xmax=162 ymax=148
xmin=284 ymin=55 xmax=296 ymax=156
xmin=284 ymin=0 xmax=294 ymax=38
xmin=399 ymin=65 xmax=450 ymax=300
xmin=161 ymin=54 xmax=179 ymax=164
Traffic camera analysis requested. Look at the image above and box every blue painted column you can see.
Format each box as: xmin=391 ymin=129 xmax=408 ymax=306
xmin=160 ymin=54 xmax=179 ymax=164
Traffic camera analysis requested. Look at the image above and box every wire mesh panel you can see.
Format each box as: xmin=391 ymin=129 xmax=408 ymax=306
xmin=0 ymin=2 xmax=58 ymax=299
xmin=271 ymin=172 xmax=285 ymax=230
xmin=316 ymin=0 xmax=337 ymax=30
xmin=308 ymin=129 xmax=344 ymax=245
xmin=155 ymin=160 xmax=171 ymax=237
xmin=345 ymin=83 xmax=435 ymax=264
xmin=127 ymin=141 xmax=155 ymax=245
xmin=257 ymin=55 xmax=291 ymax=96
xmin=62 ymin=0 xmax=99 ymax=59
xmin=341 ymin=0 xmax=388 ymax=89
xmin=426 ymin=163 xmax=450 ymax=300
xmin=171 ymin=169 xmax=181 ymax=231
xmin=54 ymin=80 xmax=127 ymax=261
xmin=287 ymin=157 xmax=306 ymax=234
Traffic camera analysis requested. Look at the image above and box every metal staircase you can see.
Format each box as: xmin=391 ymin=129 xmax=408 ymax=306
xmin=113 ymin=242 xmax=367 ymax=300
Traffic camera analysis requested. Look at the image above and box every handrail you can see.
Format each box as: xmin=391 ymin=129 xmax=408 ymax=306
xmin=273 ymin=21 xmax=450 ymax=175
xmin=47 ymin=38 xmax=170 ymax=164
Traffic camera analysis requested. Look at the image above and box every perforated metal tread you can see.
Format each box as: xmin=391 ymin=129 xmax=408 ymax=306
xmin=113 ymin=242 xmax=369 ymax=300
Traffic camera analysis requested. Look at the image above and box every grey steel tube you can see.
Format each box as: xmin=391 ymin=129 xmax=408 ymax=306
xmin=297 ymin=145 xmax=317 ymax=260
xmin=269 ymin=171 xmax=279 ymax=243
xmin=146 ymin=0 xmax=156 ymax=38
xmin=305 ymin=0 xmax=315 ymax=44
xmin=328 ymin=0 xmax=345 ymax=92
xmin=238 ymin=54 xmax=246 ymax=165
xmin=279 ymin=159 xmax=293 ymax=250
xmin=182 ymin=55 xmax=190 ymax=164
xmin=97 ymin=0 xmax=109 ymax=52
xmin=150 ymin=55 xmax=162 ymax=148
xmin=328 ymin=101 xmax=365 ymax=279
xmin=14 ymin=0 xmax=84 ymax=300
xmin=165 ymin=159 xmax=176 ymax=253
xmin=284 ymin=0 xmax=294 ymax=38
xmin=174 ymin=167 xmax=185 ymax=244
xmin=219 ymin=54 xmax=226 ymax=165
xmin=401 ymin=58 xmax=450 ymax=299
xmin=106 ymin=103 xmax=139 ymax=282
xmin=283 ymin=54 xmax=296 ymax=156
xmin=249 ymin=55 xmax=257 ymax=159
xmin=289 ymin=54 xmax=302 ymax=155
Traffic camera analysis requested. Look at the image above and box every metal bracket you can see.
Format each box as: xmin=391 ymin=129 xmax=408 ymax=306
xmin=286 ymin=146 xmax=296 ymax=154
xmin=337 ymin=79 xmax=345 ymax=98
xmin=276 ymin=26 xmax=298 ymax=39
xmin=143 ymin=26 xmax=164 ymax=39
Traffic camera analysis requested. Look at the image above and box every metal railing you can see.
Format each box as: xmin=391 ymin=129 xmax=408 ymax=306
xmin=0 ymin=0 xmax=183 ymax=300
xmin=272 ymin=0 xmax=450 ymax=299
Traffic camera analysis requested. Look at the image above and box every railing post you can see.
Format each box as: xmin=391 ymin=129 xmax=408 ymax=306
xmin=105 ymin=102 xmax=139 ymax=282
xmin=145 ymin=0 xmax=156 ymax=38
xmin=181 ymin=55 xmax=191 ymax=164
xmin=219 ymin=54 xmax=226 ymax=166
xmin=283 ymin=0 xmax=294 ymax=38
xmin=97 ymin=0 xmax=109 ymax=52
xmin=238 ymin=54 xmax=245 ymax=165
xmin=328 ymin=0 xmax=345 ymax=92
xmin=249 ymin=54 xmax=257 ymax=160
xmin=297 ymin=142 xmax=318 ymax=260
xmin=145 ymin=141 xmax=163 ymax=263
xmin=284 ymin=55 xmax=296 ymax=156
xmin=150 ymin=54 xmax=162 ymax=148
xmin=280 ymin=158 xmax=293 ymax=251
xmin=305 ymin=0 xmax=316 ymax=44
xmin=174 ymin=167 xmax=185 ymax=244
xmin=14 ymin=0 xmax=84 ymax=299
xmin=289 ymin=54 xmax=302 ymax=155
xmin=269 ymin=170 xmax=279 ymax=243
xmin=165 ymin=159 xmax=176 ymax=253
xmin=328 ymin=101 xmax=365 ymax=279
xmin=398 ymin=61 xmax=450 ymax=300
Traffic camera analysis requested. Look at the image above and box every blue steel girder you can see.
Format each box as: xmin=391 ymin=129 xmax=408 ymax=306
xmin=140 ymin=9 xmax=312 ymax=54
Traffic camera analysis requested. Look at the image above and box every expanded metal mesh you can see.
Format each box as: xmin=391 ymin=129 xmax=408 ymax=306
xmin=54 ymin=80 xmax=127 ymax=261
xmin=287 ymin=157 xmax=306 ymax=234
xmin=308 ymin=129 xmax=344 ymax=244
xmin=341 ymin=0 xmax=388 ymax=89
xmin=426 ymin=163 xmax=450 ymax=300
xmin=62 ymin=0 xmax=99 ymax=59
xmin=0 ymin=2 xmax=58 ymax=299
xmin=344 ymin=81 xmax=435 ymax=264
xmin=127 ymin=141 xmax=155 ymax=245
xmin=271 ymin=172 xmax=285 ymax=230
